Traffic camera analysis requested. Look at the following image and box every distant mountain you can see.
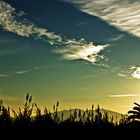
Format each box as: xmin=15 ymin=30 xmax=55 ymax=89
xmin=57 ymin=108 xmax=123 ymax=123
xmin=100 ymin=108 xmax=123 ymax=122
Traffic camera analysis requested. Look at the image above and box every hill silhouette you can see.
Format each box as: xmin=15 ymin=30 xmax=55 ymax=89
xmin=57 ymin=108 xmax=122 ymax=123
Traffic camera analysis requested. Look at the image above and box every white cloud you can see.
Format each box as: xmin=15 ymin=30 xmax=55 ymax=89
xmin=54 ymin=39 xmax=108 ymax=63
xmin=118 ymin=73 xmax=126 ymax=77
xmin=0 ymin=74 xmax=8 ymax=78
xmin=15 ymin=70 xmax=31 ymax=75
xmin=0 ymin=1 xmax=33 ymax=37
xmin=109 ymin=34 xmax=125 ymax=42
xmin=65 ymin=0 xmax=140 ymax=38
xmin=0 ymin=1 xmax=108 ymax=64
xmin=109 ymin=94 xmax=138 ymax=98
xmin=0 ymin=66 xmax=44 ymax=78
xmin=33 ymin=66 xmax=41 ymax=69
xmin=0 ymin=1 xmax=62 ymax=44
xmin=130 ymin=66 xmax=140 ymax=79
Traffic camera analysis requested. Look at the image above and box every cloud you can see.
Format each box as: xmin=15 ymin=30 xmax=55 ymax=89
xmin=15 ymin=66 xmax=45 ymax=75
xmin=76 ymin=21 xmax=88 ymax=26
xmin=117 ymin=72 xmax=132 ymax=79
xmin=54 ymin=39 xmax=108 ymax=63
xmin=0 ymin=74 xmax=8 ymax=78
xmin=0 ymin=1 xmax=62 ymax=44
xmin=33 ymin=66 xmax=42 ymax=69
xmin=109 ymin=34 xmax=125 ymax=42
xmin=118 ymin=73 xmax=127 ymax=77
xmin=15 ymin=70 xmax=31 ymax=75
xmin=0 ymin=1 xmax=109 ymax=64
xmin=0 ymin=66 xmax=45 ymax=79
xmin=109 ymin=94 xmax=139 ymax=98
xmin=65 ymin=0 xmax=140 ymax=38
xmin=130 ymin=66 xmax=140 ymax=79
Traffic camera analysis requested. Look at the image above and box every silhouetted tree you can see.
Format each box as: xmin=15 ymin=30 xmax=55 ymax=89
xmin=127 ymin=102 xmax=140 ymax=127
xmin=128 ymin=102 xmax=140 ymax=121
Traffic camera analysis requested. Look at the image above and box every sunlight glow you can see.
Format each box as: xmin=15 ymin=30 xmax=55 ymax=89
xmin=55 ymin=42 xmax=108 ymax=63
xmin=131 ymin=67 xmax=140 ymax=79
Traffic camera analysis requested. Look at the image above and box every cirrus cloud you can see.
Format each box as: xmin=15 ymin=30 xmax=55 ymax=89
xmin=15 ymin=70 xmax=31 ymax=75
xmin=64 ymin=0 xmax=140 ymax=38
xmin=109 ymin=94 xmax=139 ymax=98
xmin=0 ymin=1 xmax=109 ymax=64
xmin=0 ymin=1 xmax=62 ymax=44
xmin=0 ymin=74 xmax=9 ymax=78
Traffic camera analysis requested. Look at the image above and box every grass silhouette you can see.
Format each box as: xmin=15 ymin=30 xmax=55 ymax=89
xmin=0 ymin=93 xmax=139 ymax=133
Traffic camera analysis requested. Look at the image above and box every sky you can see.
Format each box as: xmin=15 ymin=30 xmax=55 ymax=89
xmin=0 ymin=0 xmax=140 ymax=114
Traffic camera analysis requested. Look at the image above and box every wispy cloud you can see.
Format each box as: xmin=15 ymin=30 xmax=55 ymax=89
xmin=33 ymin=66 xmax=42 ymax=69
xmin=117 ymin=73 xmax=127 ymax=77
xmin=65 ymin=0 xmax=140 ymax=38
xmin=0 ymin=1 xmax=62 ymax=44
xmin=130 ymin=66 xmax=140 ymax=79
xmin=15 ymin=70 xmax=31 ymax=75
xmin=0 ymin=1 xmax=108 ymax=64
xmin=0 ymin=74 xmax=9 ymax=78
xmin=109 ymin=94 xmax=139 ymax=98
xmin=117 ymin=72 xmax=132 ymax=79
xmin=109 ymin=34 xmax=125 ymax=42
xmin=0 ymin=65 xmax=46 ymax=79
xmin=76 ymin=21 xmax=88 ymax=26
xmin=54 ymin=39 xmax=108 ymax=63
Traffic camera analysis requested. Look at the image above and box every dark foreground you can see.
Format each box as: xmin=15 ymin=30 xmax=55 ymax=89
xmin=0 ymin=94 xmax=140 ymax=138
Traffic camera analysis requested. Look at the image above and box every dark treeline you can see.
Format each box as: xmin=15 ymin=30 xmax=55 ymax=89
xmin=0 ymin=93 xmax=140 ymax=135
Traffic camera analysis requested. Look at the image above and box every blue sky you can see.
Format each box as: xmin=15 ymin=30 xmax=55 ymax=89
xmin=0 ymin=0 xmax=140 ymax=113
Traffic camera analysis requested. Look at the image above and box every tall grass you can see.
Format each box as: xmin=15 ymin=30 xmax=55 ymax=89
xmin=0 ymin=93 xmax=139 ymax=130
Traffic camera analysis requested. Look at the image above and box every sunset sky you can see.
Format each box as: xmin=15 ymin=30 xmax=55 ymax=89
xmin=0 ymin=0 xmax=140 ymax=114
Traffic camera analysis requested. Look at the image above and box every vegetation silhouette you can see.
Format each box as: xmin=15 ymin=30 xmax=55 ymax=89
xmin=0 ymin=93 xmax=140 ymax=134
xmin=128 ymin=102 xmax=140 ymax=128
